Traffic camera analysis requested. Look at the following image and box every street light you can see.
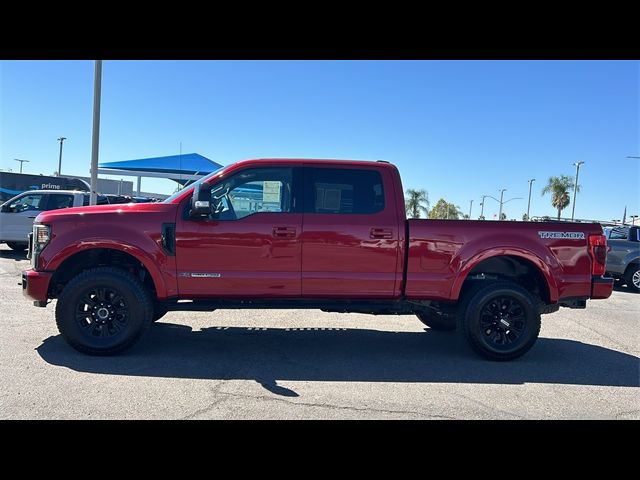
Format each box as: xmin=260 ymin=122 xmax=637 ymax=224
xmin=526 ymin=178 xmax=535 ymax=220
xmin=626 ymin=156 xmax=640 ymax=159
xmin=498 ymin=189 xmax=507 ymax=219
xmin=14 ymin=158 xmax=29 ymax=173
xmin=480 ymin=195 xmax=489 ymax=219
xmin=57 ymin=137 xmax=67 ymax=176
xmin=468 ymin=199 xmax=473 ymax=219
xmin=571 ymin=161 xmax=584 ymax=222
xmin=483 ymin=190 xmax=523 ymax=220
xmin=631 ymin=215 xmax=639 ymax=226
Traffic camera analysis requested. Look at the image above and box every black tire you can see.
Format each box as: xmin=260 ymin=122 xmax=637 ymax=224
xmin=416 ymin=311 xmax=457 ymax=331
xmin=6 ymin=242 xmax=27 ymax=252
xmin=624 ymin=264 xmax=640 ymax=293
xmin=55 ymin=267 xmax=153 ymax=355
xmin=461 ymin=281 xmax=541 ymax=361
xmin=152 ymin=303 xmax=169 ymax=322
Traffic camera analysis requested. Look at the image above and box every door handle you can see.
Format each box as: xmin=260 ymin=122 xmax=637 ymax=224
xmin=370 ymin=228 xmax=393 ymax=239
xmin=273 ymin=226 xmax=296 ymax=238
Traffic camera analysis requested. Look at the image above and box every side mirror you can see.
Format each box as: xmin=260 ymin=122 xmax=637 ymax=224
xmin=0 ymin=204 xmax=12 ymax=213
xmin=190 ymin=183 xmax=211 ymax=218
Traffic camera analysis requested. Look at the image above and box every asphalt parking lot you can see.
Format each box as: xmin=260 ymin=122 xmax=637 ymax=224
xmin=0 ymin=244 xmax=638 ymax=419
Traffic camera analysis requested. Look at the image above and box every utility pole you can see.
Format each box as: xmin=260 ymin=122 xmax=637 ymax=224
xmin=571 ymin=161 xmax=584 ymax=222
xmin=14 ymin=159 xmax=29 ymax=173
xmin=57 ymin=137 xmax=66 ymax=176
xmin=90 ymin=60 xmax=102 ymax=205
xmin=498 ymin=189 xmax=507 ymax=220
xmin=526 ymin=178 xmax=535 ymax=220
xmin=468 ymin=199 xmax=473 ymax=219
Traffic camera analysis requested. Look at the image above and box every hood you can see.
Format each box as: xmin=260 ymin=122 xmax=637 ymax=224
xmin=35 ymin=202 xmax=178 ymax=224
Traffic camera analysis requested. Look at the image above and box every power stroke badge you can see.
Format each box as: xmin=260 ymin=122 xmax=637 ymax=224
xmin=538 ymin=231 xmax=585 ymax=240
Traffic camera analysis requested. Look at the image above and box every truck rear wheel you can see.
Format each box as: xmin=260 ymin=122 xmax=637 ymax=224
xmin=55 ymin=267 xmax=153 ymax=355
xmin=461 ymin=281 xmax=541 ymax=361
xmin=416 ymin=311 xmax=457 ymax=331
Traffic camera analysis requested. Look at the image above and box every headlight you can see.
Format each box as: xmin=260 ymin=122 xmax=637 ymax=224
xmin=34 ymin=224 xmax=51 ymax=246
xmin=31 ymin=224 xmax=51 ymax=269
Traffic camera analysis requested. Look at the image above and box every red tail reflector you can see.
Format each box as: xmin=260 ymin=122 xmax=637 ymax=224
xmin=588 ymin=234 xmax=607 ymax=276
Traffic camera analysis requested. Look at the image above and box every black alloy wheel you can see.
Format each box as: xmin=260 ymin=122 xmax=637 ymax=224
xmin=462 ymin=281 xmax=541 ymax=361
xmin=55 ymin=267 xmax=153 ymax=355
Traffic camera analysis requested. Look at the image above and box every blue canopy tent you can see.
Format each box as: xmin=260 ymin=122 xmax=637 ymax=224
xmin=98 ymin=153 xmax=223 ymax=194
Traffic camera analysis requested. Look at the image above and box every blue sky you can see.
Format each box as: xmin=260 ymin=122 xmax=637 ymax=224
xmin=1 ymin=60 xmax=638 ymax=221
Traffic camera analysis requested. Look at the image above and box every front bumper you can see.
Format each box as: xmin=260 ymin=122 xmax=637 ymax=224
xmin=22 ymin=269 xmax=52 ymax=306
xmin=591 ymin=276 xmax=614 ymax=299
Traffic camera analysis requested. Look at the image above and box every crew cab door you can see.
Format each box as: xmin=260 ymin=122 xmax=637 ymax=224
xmin=175 ymin=166 xmax=302 ymax=297
xmin=301 ymin=166 xmax=401 ymax=297
xmin=0 ymin=192 xmax=48 ymax=242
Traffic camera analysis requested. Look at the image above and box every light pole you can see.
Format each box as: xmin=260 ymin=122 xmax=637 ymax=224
xmin=468 ymin=199 xmax=473 ymax=219
xmin=480 ymin=195 xmax=489 ymax=219
xmin=483 ymin=191 xmax=522 ymax=220
xmin=498 ymin=189 xmax=507 ymax=220
xmin=626 ymin=156 xmax=640 ymax=159
xmin=90 ymin=60 xmax=102 ymax=206
xmin=526 ymin=178 xmax=535 ymax=220
xmin=14 ymin=158 xmax=29 ymax=173
xmin=631 ymin=215 xmax=639 ymax=226
xmin=57 ymin=137 xmax=66 ymax=176
xmin=571 ymin=161 xmax=584 ymax=222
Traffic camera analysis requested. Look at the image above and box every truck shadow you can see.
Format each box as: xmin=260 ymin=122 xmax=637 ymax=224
xmin=36 ymin=323 xmax=639 ymax=396
xmin=0 ymin=249 xmax=27 ymax=261
xmin=613 ymin=283 xmax=638 ymax=294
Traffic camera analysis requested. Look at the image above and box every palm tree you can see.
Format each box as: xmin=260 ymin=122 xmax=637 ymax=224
xmin=541 ymin=175 xmax=578 ymax=220
xmin=405 ymin=189 xmax=429 ymax=218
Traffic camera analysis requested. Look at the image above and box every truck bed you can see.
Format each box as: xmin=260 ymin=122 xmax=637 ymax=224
xmin=405 ymin=219 xmax=604 ymax=302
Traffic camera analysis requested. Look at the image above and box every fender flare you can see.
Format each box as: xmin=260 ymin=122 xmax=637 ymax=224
xmin=46 ymin=240 xmax=169 ymax=298
xmin=450 ymin=247 xmax=559 ymax=303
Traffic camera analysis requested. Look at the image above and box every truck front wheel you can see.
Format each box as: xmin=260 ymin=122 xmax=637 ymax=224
xmin=55 ymin=267 xmax=153 ymax=355
xmin=461 ymin=281 xmax=541 ymax=361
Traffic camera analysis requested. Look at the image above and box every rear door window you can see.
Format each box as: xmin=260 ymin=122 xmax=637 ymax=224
xmin=46 ymin=194 xmax=75 ymax=210
xmin=303 ymin=167 xmax=384 ymax=214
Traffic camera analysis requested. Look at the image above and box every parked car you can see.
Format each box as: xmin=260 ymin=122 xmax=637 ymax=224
xmin=1 ymin=190 xmax=145 ymax=251
xmin=603 ymin=226 xmax=640 ymax=292
xmin=22 ymin=158 xmax=613 ymax=360
xmin=0 ymin=190 xmax=86 ymax=251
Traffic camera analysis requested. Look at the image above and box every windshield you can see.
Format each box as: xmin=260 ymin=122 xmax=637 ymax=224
xmin=162 ymin=166 xmax=226 ymax=203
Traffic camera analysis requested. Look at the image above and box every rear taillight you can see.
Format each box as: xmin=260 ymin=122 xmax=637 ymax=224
xmin=588 ymin=234 xmax=607 ymax=276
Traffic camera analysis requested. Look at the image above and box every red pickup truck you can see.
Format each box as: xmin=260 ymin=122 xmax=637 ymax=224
xmin=22 ymin=159 xmax=613 ymax=360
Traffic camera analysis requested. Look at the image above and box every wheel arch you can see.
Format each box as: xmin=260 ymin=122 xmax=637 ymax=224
xmin=451 ymin=249 xmax=558 ymax=304
xmin=48 ymin=244 xmax=166 ymax=299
